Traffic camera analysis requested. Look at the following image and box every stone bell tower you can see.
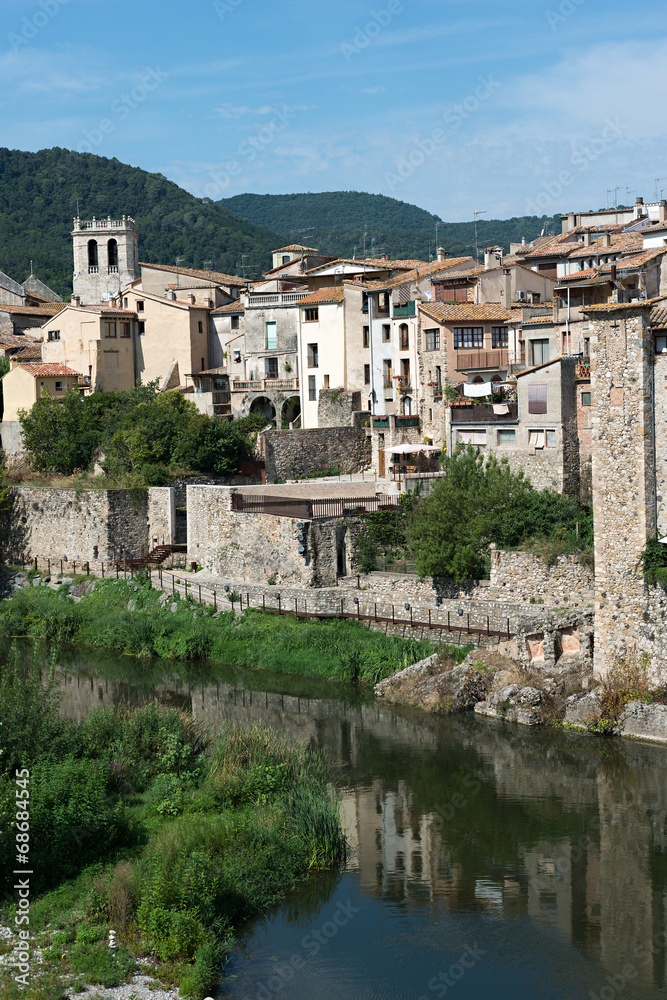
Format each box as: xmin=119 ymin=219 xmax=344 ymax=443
xmin=71 ymin=215 xmax=139 ymax=304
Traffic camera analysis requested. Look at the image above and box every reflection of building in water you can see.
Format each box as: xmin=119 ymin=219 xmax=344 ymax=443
xmin=55 ymin=667 xmax=667 ymax=990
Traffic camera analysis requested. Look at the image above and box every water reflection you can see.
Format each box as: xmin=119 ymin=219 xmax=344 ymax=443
xmin=53 ymin=653 xmax=667 ymax=998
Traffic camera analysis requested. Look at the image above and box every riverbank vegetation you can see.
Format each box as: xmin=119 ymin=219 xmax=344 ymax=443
xmin=14 ymin=383 xmax=267 ymax=487
xmin=0 ymin=644 xmax=345 ymax=998
xmin=0 ymin=577 xmax=435 ymax=684
xmin=354 ymin=445 xmax=593 ymax=581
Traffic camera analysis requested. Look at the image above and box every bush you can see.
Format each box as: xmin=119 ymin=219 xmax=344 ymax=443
xmin=69 ymin=941 xmax=136 ymax=987
xmin=179 ymin=939 xmax=228 ymax=999
xmin=593 ymin=652 xmax=655 ymax=732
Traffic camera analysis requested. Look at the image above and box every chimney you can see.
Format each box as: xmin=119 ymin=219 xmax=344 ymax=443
xmin=567 ymin=212 xmax=576 ymax=232
xmin=521 ymin=236 xmax=526 ymax=246
xmin=484 ymin=248 xmax=494 ymax=269
xmin=636 ymin=196 xmax=644 ymax=205
xmin=583 ymin=230 xmax=591 ymax=246
xmin=660 ymin=201 xmax=667 ymax=225
xmin=71 ymin=294 xmax=81 ymax=307
xmin=166 ymin=289 xmax=177 ymax=301
xmin=188 ymin=293 xmax=196 ymax=305
xmin=601 ymin=232 xmax=611 ymax=248
xmin=436 ymin=246 xmax=448 ymax=261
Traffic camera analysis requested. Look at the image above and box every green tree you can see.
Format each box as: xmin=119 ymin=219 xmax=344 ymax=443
xmin=409 ymin=445 xmax=533 ymax=580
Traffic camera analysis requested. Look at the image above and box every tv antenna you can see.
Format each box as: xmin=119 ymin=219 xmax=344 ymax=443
xmin=204 ymin=260 xmax=214 ymax=271
xmin=175 ymin=256 xmax=187 ymax=288
xmin=290 ymin=227 xmax=316 ymax=270
xmin=656 ymin=178 xmax=665 ymax=201
xmin=473 ymin=210 xmax=486 ymax=261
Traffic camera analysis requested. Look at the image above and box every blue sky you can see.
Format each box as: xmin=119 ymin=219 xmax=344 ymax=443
xmin=2 ymin=0 xmax=666 ymax=222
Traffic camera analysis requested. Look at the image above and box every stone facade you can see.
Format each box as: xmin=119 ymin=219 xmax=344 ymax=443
xmin=488 ymin=546 xmax=594 ymax=605
xmin=186 ymin=485 xmax=362 ymax=587
xmin=3 ymin=487 xmax=154 ymax=565
xmin=317 ymin=388 xmax=362 ymax=427
xmin=586 ymin=304 xmax=658 ymax=678
xmin=516 ymin=609 xmax=594 ymax=673
xmin=256 ymin=424 xmax=371 ymax=482
xmin=72 ymin=217 xmax=139 ymax=304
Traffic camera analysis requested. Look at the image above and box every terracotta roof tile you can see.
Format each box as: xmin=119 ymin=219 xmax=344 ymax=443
xmin=139 ymin=262 xmax=247 ymax=285
xmin=598 ymin=247 xmax=667 ymax=272
xmin=196 ymin=367 xmax=229 ymax=376
xmin=272 ymin=244 xmax=320 ymax=254
xmin=362 ymin=257 xmax=477 ymax=290
xmin=12 ymin=345 xmax=42 ymax=360
xmin=211 ymin=301 xmax=245 ymax=315
xmin=298 ymin=286 xmax=345 ymax=306
xmin=520 ymin=316 xmax=558 ymax=326
xmin=0 ymin=303 xmax=65 ymax=317
xmin=305 ymin=257 xmax=422 ymax=275
xmin=418 ymin=302 xmax=515 ymax=323
xmin=584 ymin=296 xmax=667 ymax=313
xmin=17 ymin=363 xmax=81 ymax=377
xmin=651 ymin=306 xmax=667 ymax=327
xmin=0 ymin=332 xmax=41 ymax=349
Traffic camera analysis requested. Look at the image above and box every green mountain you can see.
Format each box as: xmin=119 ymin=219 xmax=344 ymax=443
xmin=0 ymin=148 xmax=282 ymax=299
xmin=220 ymin=191 xmax=561 ymax=262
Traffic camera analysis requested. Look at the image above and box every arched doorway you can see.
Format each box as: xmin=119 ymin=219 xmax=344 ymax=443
xmin=250 ymin=396 xmax=276 ymax=424
xmin=281 ymin=395 xmax=301 ymax=428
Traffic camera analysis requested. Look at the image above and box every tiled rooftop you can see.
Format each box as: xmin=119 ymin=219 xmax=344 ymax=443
xmin=298 ymin=286 xmax=345 ymax=306
xmin=17 ymin=363 xmax=81 ymax=377
xmin=418 ymin=302 xmax=515 ymax=322
xmin=139 ymin=262 xmax=247 ymax=285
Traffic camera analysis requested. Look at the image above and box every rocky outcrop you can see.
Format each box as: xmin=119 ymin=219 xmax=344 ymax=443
xmin=474 ymin=684 xmax=543 ymax=726
xmin=616 ymin=702 xmax=667 ymax=743
xmin=375 ymin=658 xmax=492 ymax=714
xmin=563 ymin=688 xmax=602 ymax=729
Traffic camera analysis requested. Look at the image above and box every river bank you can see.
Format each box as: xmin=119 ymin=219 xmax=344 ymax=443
xmin=0 ymin=572 xmax=444 ymax=685
xmin=0 ymin=649 xmax=346 ymax=1000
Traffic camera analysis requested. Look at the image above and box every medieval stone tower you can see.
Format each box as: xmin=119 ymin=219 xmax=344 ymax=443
xmin=585 ymin=298 xmax=667 ymax=681
xmin=71 ymin=215 xmax=139 ymax=304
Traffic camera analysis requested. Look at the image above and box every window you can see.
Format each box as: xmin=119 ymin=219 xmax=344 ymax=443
xmin=424 ymin=328 xmax=440 ymax=351
xmin=120 ymin=322 xmax=131 ymax=338
xmin=233 ymin=349 xmax=241 ymax=364
xmin=546 ymin=429 xmax=556 ymax=448
xmin=435 ymin=366 xmax=442 ymax=388
xmin=498 ymin=429 xmax=515 ymax=446
xmin=87 ymin=240 xmax=98 ymax=267
xmin=362 ymin=293 xmax=369 ymax=313
xmin=104 ymin=321 xmax=117 ymax=338
xmin=138 ymin=321 xmax=145 ymax=335
xmin=308 ymin=375 xmax=316 ymax=400
xmin=47 ymin=330 xmax=60 ymax=342
xmin=581 ymin=391 xmax=591 ymax=406
xmin=364 ymin=364 xmax=370 ymax=384
xmin=123 ymin=297 xmax=128 ymax=308
xmin=231 ymin=315 xmax=240 ymax=330
xmin=458 ymin=429 xmax=486 ymax=445
xmin=383 ymin=359 xmax=392 ymax=388
xmin=198 ymin=321 xmax=203 ymax=333
xmin=379 ymin=292 xmax=389 ymax=314
xmin=323 ymin=374 xmax=330 ymax=388
xmin=265 ymin=321 xmax=277 ymax=350
xmin=531 ymin=339 xmax=549 ymax=365
xmin=266 ymin=357 xmax=278 ymax=379
xmin=528 ymin=383 xmax=548 ymax=414
xmin=136 ymin=300 xmax=144 ymax=312
xmin=454 ymin=327 xmax=483 ymax=349
xmin=282 ymin=255 xmax=290 ymax=265
xmin=214 ymin=378 xmax=226 ymax=390
xmin=492 ymin=327 xmax=508 ymax=348
xmin=201 ymin=358 xmax=205 ymax=371
xmin=55 ymin=381 xmax=63 ymax=392
xmin=382 ymin=324 xmax=391 ymax=342
xmin=363 ymin=326 xmax=370 ymax=348
xmin=655 ymin=335 xmax=667 ymax=355
xmin=400 ymin=324 xmax=409 ymax=351
xmin=305 ymin=308 xmax=319 ymax=322
xmin=529 ymin=429 xmax=545 ymax=448
xmin=107 ymin=239 xmax=118 ymax=267
xmin=401 ymin=359 xmax=410 ymax=385
xmin=307 ymin=343 xmax=319 ymax=368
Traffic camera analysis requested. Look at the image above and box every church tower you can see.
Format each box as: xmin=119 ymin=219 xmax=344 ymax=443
xmin=71 ymin=215 xmax=139 ymax=303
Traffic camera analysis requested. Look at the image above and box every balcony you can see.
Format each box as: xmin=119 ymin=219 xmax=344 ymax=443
xmin=393 ymin=301 xmax=416 ymax=317
xmin=395 ymin=415 xmax=420 ymax=427
xmin=450 ymin=402 xmax=518 ymax=424
xmin=455 ymin=350 xmax=509 ymax=371
xmin=232 ymin=378 xmax=299 ymax=392
xmin=246 ymin=292 xmax=310 ymax=307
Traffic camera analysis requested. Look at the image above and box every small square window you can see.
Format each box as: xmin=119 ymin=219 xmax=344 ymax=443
xmin=581 ymin=391 xmax=591 ymax=406
xmin=233 ymin=349 xmax=241 ymax=364
xmin=47 ymin=330 xmax=60 ymax=342
xmin=138 ymin=321 xmax=145 ymax=335
xmin=305 ymin=308 xmax=319 ymax=322
xmin=231 ymin=315 xmax=240 ymax=329
xmin=424 ymin=328 xmax=440 ymax=351
xmin=198 ymin=321 xmax=203 ymax=333
xmin=546 ymin=429 xmax=556 ymax=448
xmin=120 ymin=322 xmax=131 ymax=338
xmin=55 ymin=381 xmax=63 ymax=392
xmin=655 ymin=335 xmax=667 ymax=355
xmin=136 ymin=300 xmax=144 ymax=312
xmin=307 ymin=343 xmax=319 ymax=368
xmin=528 ymin=384 xmax=547 ymax=414
xmin=498 ymin=429 xmax=515 ymax=446
xmin=382 ymin=324 xmax=391 ymax=342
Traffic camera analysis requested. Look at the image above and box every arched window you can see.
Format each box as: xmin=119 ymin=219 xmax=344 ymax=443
xmin=402 ymin=396 xmax=412 ymax=415
xmin=107 ymin=239 xmax=118 ymax=268
xmin=399 ymin=323 xmax=409 ymax=351
xmin=87 ymin=240 xmax=98 ymax=267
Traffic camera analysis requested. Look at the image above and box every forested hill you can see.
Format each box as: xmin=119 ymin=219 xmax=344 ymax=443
xmin=220 ymin=191 xmax=561 ymax=263
xmin=0 ymin=148 xmax=281 ymax=298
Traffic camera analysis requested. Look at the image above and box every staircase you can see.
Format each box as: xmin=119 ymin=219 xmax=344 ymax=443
xmin=123 ymin=544 xmax=187 ymax=570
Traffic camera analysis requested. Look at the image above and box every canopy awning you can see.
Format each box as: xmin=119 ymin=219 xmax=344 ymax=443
xmin=387 ymin=444 xmax=441 ymax=454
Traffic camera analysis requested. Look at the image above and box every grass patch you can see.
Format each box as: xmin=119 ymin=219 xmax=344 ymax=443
xmin=0 ymin=651 xmax=346 ymax=999
xmin=0 ymin=579 xmax=434 ymax=685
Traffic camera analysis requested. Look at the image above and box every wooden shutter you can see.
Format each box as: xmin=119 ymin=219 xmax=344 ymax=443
xmin=528 ymin=383 xmax=547 ymax=413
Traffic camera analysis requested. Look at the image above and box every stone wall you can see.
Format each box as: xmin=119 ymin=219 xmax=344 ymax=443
xmin=256 ymin=425 xmax=371 ymax=483
xmin=317 ymin=388 xmax=362 ymax=427
xmin=488 ymin=546 xmax=594 ymax=605
xmin=516 ymin=609 xmax=594 ymax=673
xmin=147 ymin=488 xmax=175 ymax=546
xmin=186 ymin=485 xmax=362 ymax=587
xmin=3 ymin=487 xmax=152 ymax=565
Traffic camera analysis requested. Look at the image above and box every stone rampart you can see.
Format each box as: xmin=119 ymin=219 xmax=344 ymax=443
xmin=317 ymin=389 xmax=362 ymax=427
xmin=256 ymin=426 xmax=371 ymax=483
xmin=488 ymin=546 xmax=594 ymax=605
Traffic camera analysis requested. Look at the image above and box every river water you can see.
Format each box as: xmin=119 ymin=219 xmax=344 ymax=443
xmin=54 ymin=651 xmax=667 ymax=1000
